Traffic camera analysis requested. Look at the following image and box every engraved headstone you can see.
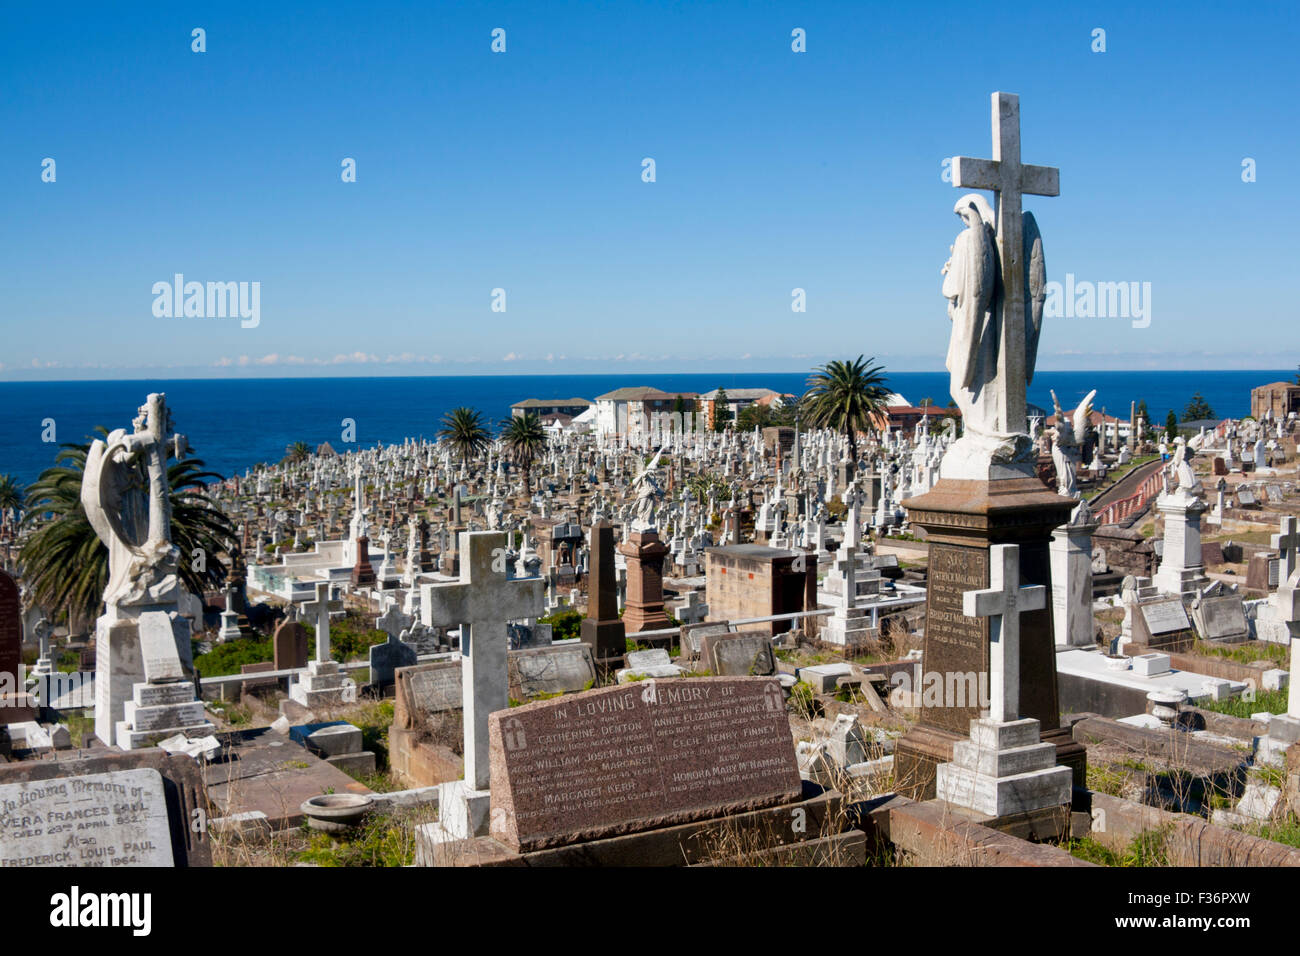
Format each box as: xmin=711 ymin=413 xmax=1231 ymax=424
xmin=487 ymin=676 xmax=801 ymax=851
xmin=1133 ymin=598 xmax=1196 ymax=650
xmin=0 ymin=768 xmax=174 ymax=867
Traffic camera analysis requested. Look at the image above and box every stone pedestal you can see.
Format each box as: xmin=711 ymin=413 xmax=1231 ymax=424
xmin=414 ymin=779 xmax=493 ymax=860
xmin=351 ymin=535 xmax=377 ymax=587
xmin=1050 ymin=517 xmax=1098 ymax=647
xmin=618 ymin=530 xmax=671 ymax=634
xmin=1151 ymin=491 xmax=1208 ymax=599
xmin=116 ymin=680 xmax=216 ymax=750
xmin=935 ymin=716 xmax=1072 ymax=817
xmin=289 ymin=659 xmax=357 ymax=708
xmin=893 ymin=476 xmax=1086 ymax=800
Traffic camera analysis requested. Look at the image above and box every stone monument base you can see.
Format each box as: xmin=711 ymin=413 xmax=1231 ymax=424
xmin=895 ymin=721 xmax=1085 ymax=802
xmin=820 ymin=607 xmax=874 ymax=648
xmin=413 ymin=788 xmax=865 ymax=867
xmin=115 ymin=680 xmax=215 ymax=750
xmin=289 ymin=660 xmax=357 ymax=708
xmin=413 ymin=780 xmax=492 ymax=854
xmin=935 ymin=717 xmax=1072 ymax=817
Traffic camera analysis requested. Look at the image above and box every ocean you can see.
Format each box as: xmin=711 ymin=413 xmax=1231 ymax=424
xmin=0 ymin=370 xmax=1286 ymax=487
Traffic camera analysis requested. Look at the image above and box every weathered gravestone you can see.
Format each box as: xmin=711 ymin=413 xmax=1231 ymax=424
xmin=1191 ymin=593 xmax=1250 ymax=644
xmin=508 ymin=643 xmax=596 ymax=699
xmin=680 ymin=622 xmax=732 ymax=663
xmin=1132 ymin=597 xmax=1197 ymax=651
xmin=369 ymin=633 xmax=418 ymax=688
xmin=1246 ymin=553 xmax=1280 ymax=593
xmin=273 ymin=618 xmax=309 ymax=672
xmin=385 ymin=661 xmax=464 ymax=789
xmin=702 ymin=632 xmax=776 ymax=677
xmin=487 ymin=676 xmax=801 ymax=851
xmin=397 ymin=661 xmax=463 ymax=717
xmin=0 ymin=750 xmax=210 ymax=866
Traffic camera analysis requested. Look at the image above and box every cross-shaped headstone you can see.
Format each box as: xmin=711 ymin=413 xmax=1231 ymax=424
xmin=1272 ymin=515 xmax=1299 ymax=585
xmin=962 ymin=543 xmax=1046 ymax=724
xmin=675 ymin=590 xmax=708 ymax=625
xmin=952 ymin=91 xmax=1059 ymax=434
xmin=422 ymin=531 xmax=543 ymax=791
xmin=300 ymin=581 xmax=342 ymax=663
xmin=33 ymin=617 xmax=51 ymax=660
xmin=833 ymin=545 xmax=859 ymax=610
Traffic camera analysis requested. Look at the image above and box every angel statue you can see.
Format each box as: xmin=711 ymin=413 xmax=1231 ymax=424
xmin=940 ymin=193 xmax=1047 ymax=470
xmin=81 ymin=393 xmax=184 ymax=615
xmin=628 ymin=449 xmax=666 ymax=532
xmin=1168 ymin=437 xmax=1203 ymax=496
xmin=1049 ymin=388 xmax=1095 ymax=524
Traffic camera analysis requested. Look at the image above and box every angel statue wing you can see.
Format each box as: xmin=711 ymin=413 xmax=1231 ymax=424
xmin=1073 ymin=389 xmax=1097 ymax=442
xmin=633 ymin=449 xmax=663 ymax=489
xmin=1023 ymin=212 xmax=1045 ymax=385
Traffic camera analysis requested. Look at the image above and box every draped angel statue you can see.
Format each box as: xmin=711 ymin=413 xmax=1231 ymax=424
xmin=941 ymin=193 xmax=1048 ymax=468
xmin=941 ymin=194 xmax=999 ymax=439
xmin=628 ymin=449 xmax=665 ymax=532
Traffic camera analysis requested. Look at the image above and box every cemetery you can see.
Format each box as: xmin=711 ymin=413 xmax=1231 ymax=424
xmin=2 ymin=2 xmax=1298 ymax=903
xmin=1 ymin=92 xmax=1296 ymax=872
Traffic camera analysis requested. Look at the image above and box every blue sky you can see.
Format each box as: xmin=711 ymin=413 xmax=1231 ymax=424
xmin=1 ymin=0 xmax=1295 ymax=380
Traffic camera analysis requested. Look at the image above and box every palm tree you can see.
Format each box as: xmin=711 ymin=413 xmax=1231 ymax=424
xmin=439 ymin=407 xmax=490 ymax=464
xmin=804 ymin=355 xmax=891 ymax=462
xmin=499 ymin=413 xmax=548 ymax=494
xmin=0 ymin=474 xmax=22 ymax=514
xmin=283 ymin=440 xmax=312 ymax=464
xmin=20 ymin=433 xmax=235 ymax=626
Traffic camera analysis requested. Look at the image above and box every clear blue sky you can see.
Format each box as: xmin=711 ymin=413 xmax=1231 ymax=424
xmin=2 ymin=0 xmax=1295 ymax=380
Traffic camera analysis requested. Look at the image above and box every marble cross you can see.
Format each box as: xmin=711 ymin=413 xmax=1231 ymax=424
xmin=422 ymin=531 xmax=543 ymax=791
xmin=1272 ymin=515 xmax=1299 ymax=585
xmin=962 ymin=544 xmax=1046 ymax=724
xmin=951 ymin=92 xmax=1059 ymax=435
xmin=301 ymin=581 xmax=343 ymax=664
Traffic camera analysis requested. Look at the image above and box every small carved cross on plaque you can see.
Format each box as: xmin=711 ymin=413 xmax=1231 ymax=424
xmin=951 ymin=92 xmax=1059 ymax=435
xmin=962 ymin=544 xmax=1046 ymax=724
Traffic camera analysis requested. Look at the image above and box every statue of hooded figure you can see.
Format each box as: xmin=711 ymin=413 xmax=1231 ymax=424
xmin=941 ymin=194 xmax=999 ymax=439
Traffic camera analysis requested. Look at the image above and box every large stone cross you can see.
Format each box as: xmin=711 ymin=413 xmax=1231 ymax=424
xmin=1272 ymin=515 xmax=1299 ymax=584
xmin=422 ymin=531 xmax=543 ymax=791
xmin=300 ymin=581 xmax=342 ymax=664
xmin=952 ymin=92 xmax=1059 ymax=436
xmin=962 ymin=544 xmax=1046 ymax=723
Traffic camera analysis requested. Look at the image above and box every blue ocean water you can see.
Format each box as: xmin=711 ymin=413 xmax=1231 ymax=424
xmin=0 ymin=370 xmax=1286 ymax=487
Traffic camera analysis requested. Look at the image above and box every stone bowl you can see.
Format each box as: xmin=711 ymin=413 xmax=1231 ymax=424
xmin=300 ymin=793 xmax=375 ymax=833
xmin=1103 ymin=655 xmax=1132 ymax=671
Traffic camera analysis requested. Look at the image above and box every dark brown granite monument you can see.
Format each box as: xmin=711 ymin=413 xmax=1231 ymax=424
xmin=351 ymin=534 xmax=377 ymax=586
xmin=0 ymin=569 xmax=34 ymax=723
xmin=894 ymin=478 xmax=1085 ymax=799
xmin=580 ymin=520 xmax=626 ymax=667
xmin=618 ymin=529 xmax=671 ymax=634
